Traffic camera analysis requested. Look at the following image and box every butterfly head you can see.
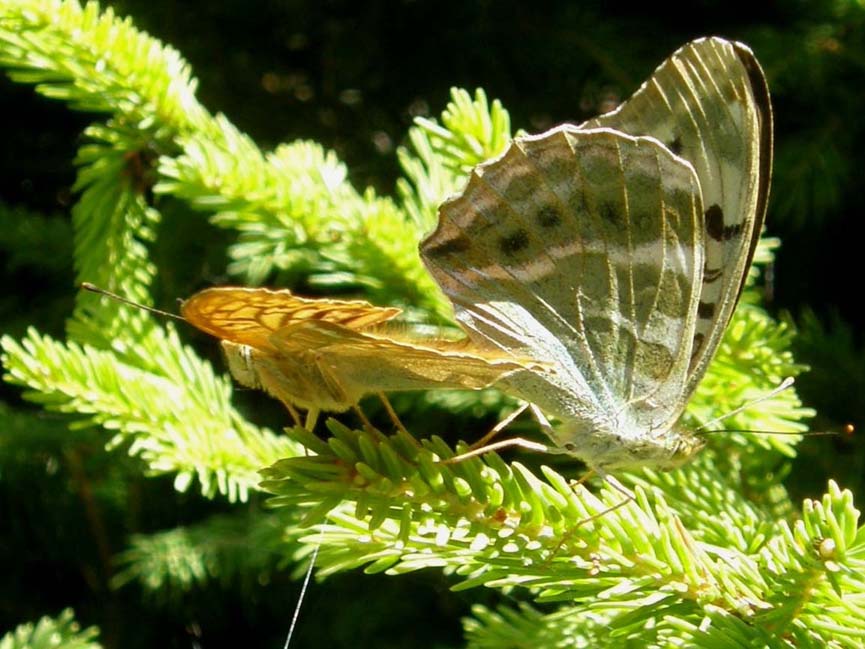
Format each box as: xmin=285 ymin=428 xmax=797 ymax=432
xmin=554 ymin=418 xmax=707 ymax=471
xmin=656 ymin=427 xmax=707 ymax=471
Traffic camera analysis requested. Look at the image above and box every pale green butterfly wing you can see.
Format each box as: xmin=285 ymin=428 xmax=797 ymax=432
xmin=420 ymin=37 xmax=771 ymax=470
xmin=421 ymin=128 xmax=704 ymax=456
xmin=581 ymin=37 xmax=772 ymax=394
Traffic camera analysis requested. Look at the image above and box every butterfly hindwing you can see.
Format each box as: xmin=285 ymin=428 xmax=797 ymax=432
xmin=421 ymin=128 xmax=704 ymax=429
xmin=420 ymin=37 xmax=770 ymax=469
xmin=580 ymin=37 xmax=772 ymax=393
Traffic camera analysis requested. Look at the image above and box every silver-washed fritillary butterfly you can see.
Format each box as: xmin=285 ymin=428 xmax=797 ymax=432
xmin=180 ymin=38 xmax=771 ymax=472
xmin=420 ymin=37 xmax=772 ymax=470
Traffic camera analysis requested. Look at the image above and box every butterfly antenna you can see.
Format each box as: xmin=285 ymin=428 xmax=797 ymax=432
xmin=701 ymin=423 xmax=854 ymax=437
xmin=695 ymin=377 xmax=795 ymax=433
xmin=283 ymin=539 xmax=320 ymax=649
xmin=80 ymin=282 xmax=185 ymax=321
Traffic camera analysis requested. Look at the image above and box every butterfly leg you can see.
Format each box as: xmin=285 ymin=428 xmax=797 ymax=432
xmin=441 ymin=436 xmax=555 ymax=464
xmin=282 ymin=400 xmax=304 ymax=428
xmin=377 ymin=392 xmax=411 ymax=437
xmin=442 ymin=402 xmax=558 ymax=463
xmin=599 ymin=472 xmax=636 ymax=501
xmin=546 ymin=471 xmax=636 ymax=561
xmin=467 ymin=403 xmax=530 ymax=450
xmin=528 ymin=403 xmax=562 ymax=439
xmin=565 ymin=470 xmax=635 ymax=526
xmin=568 ymin=469 xmax=635 ymax=519
xmin=351 ymin=403 xmax=380 ymax=435
xmin=304 ymin=407 xmax=320 ymax=432
xmin=572 ymin=468 xmax=595 ymax=486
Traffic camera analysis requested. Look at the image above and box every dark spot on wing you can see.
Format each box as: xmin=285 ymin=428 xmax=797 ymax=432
xmin=424 ymin=234 xmax=472 ymax=257
xmin=668 ymin=136 xmax=683 ymax=156
xmin=697 ymin=301 xmax=716 ymax=318
xmin=726 ymin=222 xmax=743 ymax=239
xmin=705 ymin=204 xmax=743 ymax=241
xmin=703 ymin=265 xmax=723 ymax=282
xmin=705 ymin=205 xmax=725 ymax=240
xmin=691 ymin=332 xmax=706 ymax=358
xmin=500 ymin=229 xmax=530 ymax=255
xmin=537 ymin=206 xmax=562 ymax=228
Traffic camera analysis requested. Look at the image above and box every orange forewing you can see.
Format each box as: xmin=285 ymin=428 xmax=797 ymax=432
xmin=181 ymin=287 xmax=537 ymax=415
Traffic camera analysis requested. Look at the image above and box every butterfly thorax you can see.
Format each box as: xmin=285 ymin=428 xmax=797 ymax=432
xmin=551 ymin=414 xmax=706 ymax=471
xmin=497 ymin=361 xmax=707 ymax=471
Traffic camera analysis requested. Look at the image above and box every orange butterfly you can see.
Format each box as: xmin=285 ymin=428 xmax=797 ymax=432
xmin=180 ymin=287 xmax=540 ymax=428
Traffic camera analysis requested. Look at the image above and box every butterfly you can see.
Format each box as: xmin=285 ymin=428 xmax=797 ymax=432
xmin=419 ymin=37 xmax=773 ymax=471
xmin=180 ymin=287 xmax=539 ymax=427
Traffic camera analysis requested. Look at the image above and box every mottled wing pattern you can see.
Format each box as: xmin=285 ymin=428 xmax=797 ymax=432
xmin=581 ymin=37 xmax=772 ymax=393
xmin=421 ymin=129 xmax=704 ymax=428
xmin=181 ymin=287 xmax=402 ymax=351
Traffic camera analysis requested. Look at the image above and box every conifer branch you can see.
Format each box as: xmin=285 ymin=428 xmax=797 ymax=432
xmin=156 ymin=117 xmax=450 ymax=316
xmin=413 ymin=89 xmax=513 ymax=174
xmin=262 ymin=425 xmax=864 ymax=647
xmin=69 ymin=122 xmax=160 ymax=312
xmin=397 ymin=89 xmax=513 ymax=231
xmin=112 ymin=509 xmax=304 ymax=595
xmin=1 ymin=327 xmax=299 ymax=501
xmin=0 ymin=608 xmax=101 ymax=649
xmin=0 ymin=0 xmax=208 ymax=131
